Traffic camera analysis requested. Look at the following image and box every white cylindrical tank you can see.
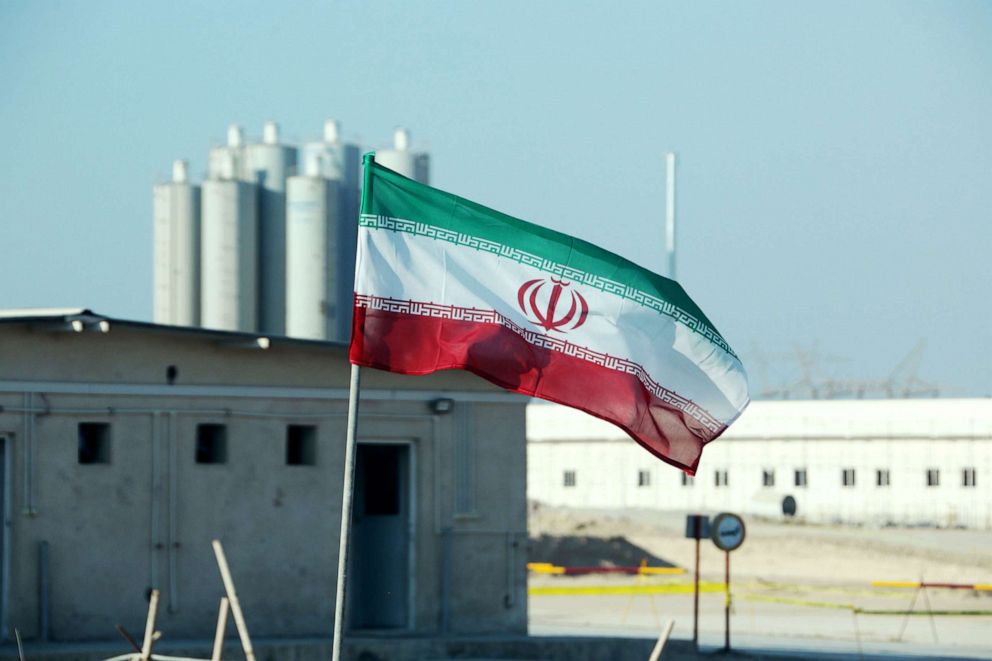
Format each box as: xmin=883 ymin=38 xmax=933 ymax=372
xmin=301 ymin=119 xmax=361 ymax=185
xmin=293 ymin=119 xmax=362 ymax=341
xmin=207 ymin=124 xmax=247 ymax=180
xmin=153 ymin=160 xmax=201 ymax=326
xmin=200 ymin=178 xmax=259 ymax=332
xmin=375 ymin=127 xmax=419 ymax=181
xmin=245 ymin=120 xmax=298 ymax=336
xmin=285 ymin=175 xmax=345 ymax=341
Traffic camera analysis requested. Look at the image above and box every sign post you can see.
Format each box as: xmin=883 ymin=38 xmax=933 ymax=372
xmin=684 ymin=514 xmax=710 ymax=650
xmin=710 ymin=512 xmax=745 ymax=653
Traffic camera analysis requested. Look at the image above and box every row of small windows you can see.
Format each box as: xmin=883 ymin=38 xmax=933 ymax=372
xmin=707 ymin=467 xmax=976 ymax=488
xmin=78 ymin=422 xmax=318 ymax=466
xmin=561 ymin=467 xmax=980 ymax=488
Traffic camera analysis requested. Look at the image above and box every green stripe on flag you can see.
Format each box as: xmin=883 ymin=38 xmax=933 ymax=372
xmin=367 ymin=160 xmax=736 ymax=358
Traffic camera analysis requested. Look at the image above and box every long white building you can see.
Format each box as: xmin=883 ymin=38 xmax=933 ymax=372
xmin=528 ymin=398 xmax=992 ymax=529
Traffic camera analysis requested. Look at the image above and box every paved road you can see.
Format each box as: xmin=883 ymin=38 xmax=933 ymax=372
xmin=529 ymin=590 xmax=992 ymax=659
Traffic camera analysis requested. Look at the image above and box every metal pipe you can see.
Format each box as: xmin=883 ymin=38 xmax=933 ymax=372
xmin=38 ymin=541 xmax=50 ymax=641
xmin=0 ymin=435 xmax=11 ymax=640
xmin=648 ymin=619 xmax=676 ymax=661
xmin=140 ymin=589 xmax=160 ymax=661
xmin=168 ymin=413 xmax=178 ymax=613
xmin=332 ymin=364 xmax=362 ymax=661
xmin=150 ymin=414 xmax=159 ymax=592
xmin=433 ymin=415 xmax=442 ymax=534
xmin=115 ymin=624 xmax=142 ymax=653
xmin=406 ymin=441 xmax=417 ymax=631
xmin=724 ymin=550 xmax=731 ymax=652
xmin=212 ymin=542 xmax=255 ymax=661
xmin=21 ymin=393 xmax=35 ymax=515
xmin=693 ymin=526 xmax=700 ymax=649
xmin=440 ymin=526 xmax=452 ymax=634
xmin=211 ymin=597 xmax=229 ymax=661
xmin=665 ymin=152 xmax=676 ymax=280
xmin=504 ymin=532 xmax=515 ymax=609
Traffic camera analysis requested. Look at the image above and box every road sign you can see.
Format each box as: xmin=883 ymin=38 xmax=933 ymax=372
xmin=711 ymin=512 xmax=745 ymax=552
xmin=684 ymin=514 xmax=710 ymax=539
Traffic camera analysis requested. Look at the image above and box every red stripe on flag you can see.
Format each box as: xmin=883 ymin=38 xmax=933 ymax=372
xmin=349 ymin=306 xmax=722 ymax=474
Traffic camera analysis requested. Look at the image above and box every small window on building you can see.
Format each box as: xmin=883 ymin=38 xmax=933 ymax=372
xmin=196 ymin=424 xmax=228 ymax=464
xmin=762 ymin=469 xmax=775 ymax=487
xmin=794 ymin=469 xmax=808 ymax=488
xmin=876 ymin=469 xmax=890 ymax=487
xmin=563 ymin=470 xmax=576 ymax=487
xmin=841 ymin=468 xmax=856 ymax=487
xmin=78 ymin=423 xmax=111 ymax=464
xmin=963 ymin=468 xmax=977 ymax=487
xmin=715 ymin=470 xmax=728 ymax=487
xmin=637 ymin=470 xmax=651 ymax=487
xmin=926 ymin=468 xmax=940 ymax=487
xmin=286 ymin=425 xmax=317 ymax=466
xmin=681 ymin=473 xmax=694 ymax=487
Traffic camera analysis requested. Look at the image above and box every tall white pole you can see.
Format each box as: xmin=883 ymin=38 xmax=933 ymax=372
xmin=332 ymin=364 xmax=362 ymax=661
xmin=665 ymin=152 xmax=677 ymax=280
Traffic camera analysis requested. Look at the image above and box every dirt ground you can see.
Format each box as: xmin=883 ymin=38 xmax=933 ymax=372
xmin=527 ymin=503 xmax=992 ymax=657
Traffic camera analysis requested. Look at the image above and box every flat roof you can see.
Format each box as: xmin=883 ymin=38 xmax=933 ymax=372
xmin=527 ymin=397 xmax=992 ymax=442
xmin=0 ymin=307 xmax=348 ymax=351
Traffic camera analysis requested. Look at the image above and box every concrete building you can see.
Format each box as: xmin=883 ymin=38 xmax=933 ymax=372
xmin=528 ymin=398 xmax=992 ymax=529
xmin=0 ymin=309 xmax=527 ymax=642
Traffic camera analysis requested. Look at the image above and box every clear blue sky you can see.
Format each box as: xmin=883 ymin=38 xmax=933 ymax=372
xmin=1 ymin=1 xmax=989 ymax=396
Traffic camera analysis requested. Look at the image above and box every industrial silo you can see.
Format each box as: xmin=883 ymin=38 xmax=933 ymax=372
xmin=375 ymin=128 xmax=430 ymax=184
xmin=201 ymin=157 xmax=259 ymax=332
xmin=285 ymin=152 xmax=342 ymax=341
xmin=208 ymin=124 xmax=247 ymax=180
xmin=301 ymin=119 xmax=361 ymax=185
xmin=245 ymin=121 xmax=298 ymax=336
xmin=286 ymin=119 xmax=361 ymax=341
xmin=153 ymin=160 xmax=201 ymax=326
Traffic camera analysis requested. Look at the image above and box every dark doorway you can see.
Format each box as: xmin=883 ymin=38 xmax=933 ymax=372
xmin=349 ymin=442 xmax=411 ymax=630
xmin=0 ymin=437 xmax=6 ymax=621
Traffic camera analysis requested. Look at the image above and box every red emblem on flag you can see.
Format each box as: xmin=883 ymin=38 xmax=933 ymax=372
xmin=517 ymin=277 xmax=589 ymax=333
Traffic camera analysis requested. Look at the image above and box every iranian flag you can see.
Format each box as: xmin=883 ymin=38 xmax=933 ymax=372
xmin=349 ymin=156 xmax=749 ymax=473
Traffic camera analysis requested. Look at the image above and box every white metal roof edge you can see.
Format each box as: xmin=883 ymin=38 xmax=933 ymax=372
xmin=526 ymin=398 xmax=992 ymax=442
xmin=0 ymin=307 xmax=92 ymax=319
xmin=0 ymin=380 xmax=528 ymax=403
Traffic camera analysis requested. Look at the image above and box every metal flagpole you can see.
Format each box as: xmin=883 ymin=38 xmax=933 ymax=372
xmin=331 ymin=364 xmax=361 ymax=661
xmin=332 ymin=152 xmax=376 ymax=661
xmin=665 ymin=151 xmax=676 ymax=280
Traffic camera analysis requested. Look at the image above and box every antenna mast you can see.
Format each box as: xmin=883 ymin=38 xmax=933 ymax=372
xmin=665 ymin=152 xmax=677 ymax=280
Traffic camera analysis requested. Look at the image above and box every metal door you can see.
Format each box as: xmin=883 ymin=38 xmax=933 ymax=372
xmin=348 ymin=442 xmax=412 ymax=630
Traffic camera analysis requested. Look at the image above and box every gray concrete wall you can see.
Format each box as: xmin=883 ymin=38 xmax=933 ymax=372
xmin=0 ymin=321 xmax=527 ymax=641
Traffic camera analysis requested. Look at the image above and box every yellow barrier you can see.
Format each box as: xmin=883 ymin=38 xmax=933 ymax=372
xmin=871 ymin=580 xmax=992 ymax=592
xmin=529 ymin=581 xmax=725 ymax=596
xmin=526 ymin=562 xmax=684 ymax=576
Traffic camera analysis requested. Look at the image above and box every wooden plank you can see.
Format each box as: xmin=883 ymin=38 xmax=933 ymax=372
xmin=212 ymin=540 xmax=256 ymax=661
